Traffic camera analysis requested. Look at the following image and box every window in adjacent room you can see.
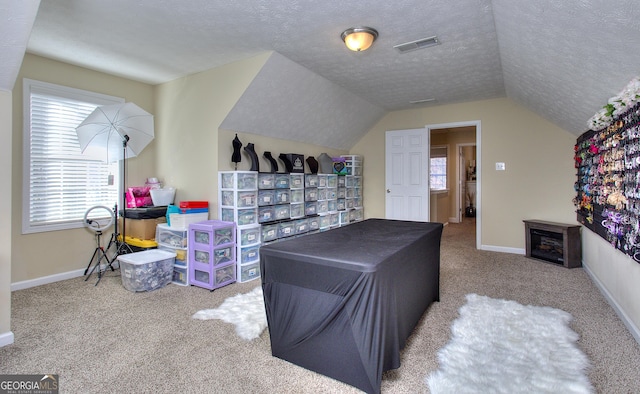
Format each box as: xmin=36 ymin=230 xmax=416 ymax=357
xmin=430 ymin=145 xmax=448 ymax=190
xmin=22 ymin=79 xmax=124 ymax=234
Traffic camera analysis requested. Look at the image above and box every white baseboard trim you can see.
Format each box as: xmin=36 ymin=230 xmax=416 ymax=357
xmin=11 ymin=268 xmax=85 ymax=291
xmin=479 ymin=244 xmax=525 ymax=255
xmin=0 ymin=331 xmax=15 ymax=347
xmin=582 ymin=262 xmax=640 ymax=345
xmin=449 ymin=217 xmax=459 ymax=224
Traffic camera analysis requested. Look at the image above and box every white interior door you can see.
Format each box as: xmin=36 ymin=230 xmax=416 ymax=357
xmin=385 ymin=128 xmax=430 ymax=221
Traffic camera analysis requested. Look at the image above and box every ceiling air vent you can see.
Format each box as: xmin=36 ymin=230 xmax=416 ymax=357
xmin=394 ymin=36 xmax=440 ymax=53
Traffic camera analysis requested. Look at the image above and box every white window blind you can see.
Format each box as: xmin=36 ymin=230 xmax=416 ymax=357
xmin=23 ymin=79 xmax=123 ymax=234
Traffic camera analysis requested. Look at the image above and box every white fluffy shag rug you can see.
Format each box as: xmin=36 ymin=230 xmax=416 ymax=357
xmin=192 ymin=286 xmax=267 ymax=341
xmin=426 ymin=293 xmax=593 ymax=394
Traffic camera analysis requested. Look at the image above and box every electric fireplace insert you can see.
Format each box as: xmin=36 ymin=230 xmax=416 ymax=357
xmin=523 ymin=220 xmax=582 ymax=268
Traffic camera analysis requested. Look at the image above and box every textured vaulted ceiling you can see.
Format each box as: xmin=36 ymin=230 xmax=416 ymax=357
xmin=5 ymin=1 xmax=640 ymax=148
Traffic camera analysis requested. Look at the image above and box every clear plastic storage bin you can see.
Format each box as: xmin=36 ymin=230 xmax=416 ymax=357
xmin=219 ymin=171 xmax=258 ymax=190
xmin=275 ymin=205 xmax=290 ymax=220
xmin=258 ymin=189 xmax=276 ymax=206
xmin=262 ymin=223 xmax=279 ymax=242
xmin=156 ymin=224 xmax=188 ymax=249
xmin=275 ymin=173 xmax=290 ymax=188
xmin=239 ymin=225 xmax=261 ymax=246
xmin=239 ymin=262 xmax=260 ymax=282
xmin=275 ymin=189 xmax=290 ymax=204
xmin=290 ymin=203 xmax=304 ymax=219
xmin=118 ymin=249 xmax=176 ymax=292
xmin=305 ymin=174 xmax=318 ymax=188
xmin=290 ymin=173 xmax=304 ymax=189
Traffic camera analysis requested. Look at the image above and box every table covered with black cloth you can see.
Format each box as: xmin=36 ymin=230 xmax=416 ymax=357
xmin=260 ymin=218 xmax=443 ymax=394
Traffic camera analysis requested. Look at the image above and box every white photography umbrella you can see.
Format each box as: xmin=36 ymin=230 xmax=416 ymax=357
xmin=76 ymin=102 xmax=154 ymax=162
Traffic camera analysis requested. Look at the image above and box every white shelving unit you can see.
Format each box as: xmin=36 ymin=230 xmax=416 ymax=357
xmin=156 ymin=223 xmax=189 ymax=286
xmin=218 ymin=171 xmax=261 ymax=282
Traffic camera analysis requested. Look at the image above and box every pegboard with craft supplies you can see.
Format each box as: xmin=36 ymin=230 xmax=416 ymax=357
xmin=574 ymin=77 xmax=640 ymax=262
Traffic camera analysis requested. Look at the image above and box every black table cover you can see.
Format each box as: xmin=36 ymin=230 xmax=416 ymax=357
xmin=260 ymin=218 xmax=443 ymax=394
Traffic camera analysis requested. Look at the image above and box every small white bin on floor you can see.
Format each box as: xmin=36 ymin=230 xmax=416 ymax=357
xmin=118 ymin=249 xmax=176 ymax=292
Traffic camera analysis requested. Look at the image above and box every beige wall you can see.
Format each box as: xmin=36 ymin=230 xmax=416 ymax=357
xmin=430 ymin=191 xmax=450 ymax=224
xmin=351 ymin=98 xmax=577 ymax=250
xmin=154 ymin=52 xmax=270 ymax=210
xmin=154 ymin=52 xmax=347 ymax=219
xmin=11 ymin=54 xmax=155 ymax=283
xmin=1 ymin=90 xmax=13 ymax=342
xmin=583 ymin=214 xmax=640 ymax=334
xmin=353 ymin=97 xmax=640 ymax=337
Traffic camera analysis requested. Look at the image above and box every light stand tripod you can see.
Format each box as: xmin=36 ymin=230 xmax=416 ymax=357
xmin=83 ymin=205 xmax=116 ymax=285
xmin=108 ymin=202 xmax=132 ymax=264
xmin=110 ymin=135 xmax=133 ymax=260
xmin=84 ymin=228 xmax=111 ymax=285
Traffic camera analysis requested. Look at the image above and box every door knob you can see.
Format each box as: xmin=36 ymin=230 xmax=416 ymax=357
xmin=386 ymin=189 xmax=391 ymax=193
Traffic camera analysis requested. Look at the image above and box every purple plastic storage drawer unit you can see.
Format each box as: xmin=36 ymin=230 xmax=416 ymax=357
xmin=192 ymin=244 xmax=235 ymax=266
xmin=192 ymin=262 xmax=236 ymax=290
xmin=188 ymin=220 xmax=236 ymax=290
xmin=189 ymin=220 xmax=236 ymax=251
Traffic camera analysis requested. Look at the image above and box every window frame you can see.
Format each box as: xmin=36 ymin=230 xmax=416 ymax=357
xmin=22 ymin=79 xmax=124 ymax=234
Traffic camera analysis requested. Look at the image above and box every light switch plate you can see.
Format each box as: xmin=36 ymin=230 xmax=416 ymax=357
xmin=496 ymin=162 xmax=506 ymax=171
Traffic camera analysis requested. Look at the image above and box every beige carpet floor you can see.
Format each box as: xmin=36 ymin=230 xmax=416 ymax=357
xmin=2 ymin=219 xmax=640 ymax=393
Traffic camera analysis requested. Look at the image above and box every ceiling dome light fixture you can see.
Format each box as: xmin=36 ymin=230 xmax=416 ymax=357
xmin=341 ymin=27 xmax=378 ymax=52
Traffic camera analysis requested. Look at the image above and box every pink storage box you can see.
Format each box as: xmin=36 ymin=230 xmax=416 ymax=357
xmin=126 ymin=186 xmax=153 ymax=208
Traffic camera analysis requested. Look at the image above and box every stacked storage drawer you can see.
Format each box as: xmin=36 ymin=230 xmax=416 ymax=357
xmin=188 ymin=220 xmax=236 ymax=290
xmin=341 ymin=154 xmax=363 ymax=176
xmin=219 ymin=171 xmax=258 ymax=227
xmin=289 ymin=173 xmax=305 ymax=219
xmin=257 ymin=173 xmax=291 ymax=224
xmin=156 ymin=223 xmax=189 ymax=286
xmin=318 ymin=173 xmax=338 ymax=231
xmin=237 ymin=224 xmax=262 ymax=282
xmin=333 ymin=175 xmax=347 ymax=227
xmin=340 ymin=155 xmax=364 ymax=226
xmin=259 ymin=172 xmax=324 ymax=245
xmin=304 ymin=174 xmax=319 ymax=217
xmin=218 ymin=171 xmax=262 ymax=283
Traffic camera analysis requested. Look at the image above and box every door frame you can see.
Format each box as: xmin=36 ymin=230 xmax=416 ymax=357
xmin=456 ymin=143 xmax=476 ymax=223
xmin=426 ymin=121 xmax=481 ymax=249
